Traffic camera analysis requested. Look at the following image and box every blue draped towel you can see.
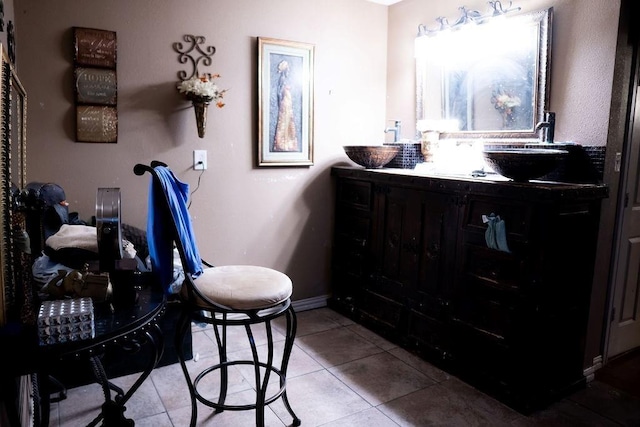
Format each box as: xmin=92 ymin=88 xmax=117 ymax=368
xmin=147 ymin=165 xmax=203 ymax=293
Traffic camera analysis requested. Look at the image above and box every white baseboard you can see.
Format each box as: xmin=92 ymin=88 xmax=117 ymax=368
xmin=583 ymin=355 xmax=603 ymax=382
xmin=291 ymin=295 xmax=329 ymax=312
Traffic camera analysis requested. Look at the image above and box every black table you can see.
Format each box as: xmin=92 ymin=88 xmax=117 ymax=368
xmin=35 ymin=278 xmax=166 ymax=426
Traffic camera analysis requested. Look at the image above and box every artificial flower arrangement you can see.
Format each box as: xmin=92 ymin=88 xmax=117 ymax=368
xmin=177 ymin=73 xmax=226 ymax=107
xmin=491 ymin=89 xmax=521 ymax=114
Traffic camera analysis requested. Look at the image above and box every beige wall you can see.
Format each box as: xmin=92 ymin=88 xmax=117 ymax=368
xmin=15 ymin=0 xmax=389 ymax=301
xmin=386 ymin=0 xmax=621 ymax=146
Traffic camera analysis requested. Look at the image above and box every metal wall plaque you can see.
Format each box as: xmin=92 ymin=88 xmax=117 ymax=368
xmin=75 ymin=67 xmax=117 ymax=105
xmin=74 ymin=27 xmax=117 ymax=69
xmin=76 ymin=105 xmax=117 ymax=143
xmin=73 ymin=27 xmax=118 ymax=142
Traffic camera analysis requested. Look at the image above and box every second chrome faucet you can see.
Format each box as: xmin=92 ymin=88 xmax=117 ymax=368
xmin=535 ymin=112 xmax=555 ymax=143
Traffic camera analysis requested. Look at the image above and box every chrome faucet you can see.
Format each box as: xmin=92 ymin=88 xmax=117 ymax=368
xmin=384 ymin=120 xmax=401 ymax=142
xmin=535 ymin=112 xmax=555 ymax=144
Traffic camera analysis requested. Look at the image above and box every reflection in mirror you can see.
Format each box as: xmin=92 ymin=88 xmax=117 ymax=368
xmin=416 ymin=7 xmax=552 ymax=139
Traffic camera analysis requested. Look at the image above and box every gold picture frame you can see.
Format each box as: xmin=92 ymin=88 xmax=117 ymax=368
xmin=258 ymin=37 xmax=314 ymax=167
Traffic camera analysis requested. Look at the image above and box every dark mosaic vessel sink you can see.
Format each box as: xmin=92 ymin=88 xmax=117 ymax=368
xmin=343 ymin=145 xmax=400 ymax=168
xmin=483 ymin=148 xmax=569 ymax=182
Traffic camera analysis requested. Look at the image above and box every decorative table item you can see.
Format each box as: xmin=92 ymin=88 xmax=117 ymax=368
xmin=38 ymin=298 xmax=95 ymax=345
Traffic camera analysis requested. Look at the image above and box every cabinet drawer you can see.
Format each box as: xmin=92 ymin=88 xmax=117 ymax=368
xmin=463 ymin=244 xmax=525 ymax=291
xmin=367 ymin=274 xmax=406 ymax=302
xmin=337 ymin=180 xmax=372 ymax=210
xmin=463 ymin=198 xmax=530 ymax=237
xmin=453 ymin=296 xmax=515 ymax=341
xmin=411 ymin=293 xmax=450 ymax=321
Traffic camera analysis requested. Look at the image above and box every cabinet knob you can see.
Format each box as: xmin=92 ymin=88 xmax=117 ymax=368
xmin=427 ymin=243 xmax=440 ymax=259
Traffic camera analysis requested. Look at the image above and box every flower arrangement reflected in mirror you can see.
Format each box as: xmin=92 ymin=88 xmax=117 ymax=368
xmin=491 ymin=88 xmax=521 ymax=130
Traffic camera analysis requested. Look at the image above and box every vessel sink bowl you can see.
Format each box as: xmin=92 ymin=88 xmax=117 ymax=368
xmin=343 ymin=145 xmax=400 ymax=168
xmin=482 ymin=148 xmax=568 ymax=182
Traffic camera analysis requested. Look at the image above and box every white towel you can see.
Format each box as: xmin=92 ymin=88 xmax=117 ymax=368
xmin=45 ymin=224 xmax=98 ymax=253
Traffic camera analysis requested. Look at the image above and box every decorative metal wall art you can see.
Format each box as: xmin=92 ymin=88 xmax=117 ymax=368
xmin=173 ymin=35 xmax=216 ymax=81
xmin=73 ymin=27 xmax=118 ymax=142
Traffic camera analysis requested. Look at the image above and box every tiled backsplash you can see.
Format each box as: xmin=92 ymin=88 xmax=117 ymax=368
xmin=384 ymin=142 xmax=424 ymax=169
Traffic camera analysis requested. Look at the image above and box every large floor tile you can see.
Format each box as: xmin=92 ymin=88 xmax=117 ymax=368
xmin=274 ymin=308 xmax=344 ymax=337
xmin=133 ymin=411 xmax=174 ymax=427
xmin=269 ymin=370 xmax=371 ymax=427
xmin=297 ymin=327 xmax=384 ymax=368
xmin=379 ymin=380 xmax=517 ymax=426
xmin=387 ymin=347 xmax=451 ymax=383
xmin=313 ymin=307 xmax=356 ymax=327
xmin=346 ymin=323 xmax=398 ymax=351
xmin=511 ymin=399 xmax=621 ymax=426
xmin=566 ymin=380 xmax=640 ymax=426
xmin=228 ymin=341 xmax=324 ymax=384
xmin=328 ymin=352 xmax=435 ymax=406
xmin=168 ymin=392 xmax=286 ymax=426
xmin=150 ymin=354 xmax=251 ymax=412
xmin=109 ymin=371 xmax=166 ymax=421
xmin=55 ymin=383 xmax=104 ymax=426
xmin=191 ymin=329 xmax=216 ymax=359
xmin=319 ymin=407 xmax=400 ymax=427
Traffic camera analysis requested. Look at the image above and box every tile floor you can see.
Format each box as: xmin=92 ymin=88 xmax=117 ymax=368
xmin=49 ymin=307 xmax=640 ymax=426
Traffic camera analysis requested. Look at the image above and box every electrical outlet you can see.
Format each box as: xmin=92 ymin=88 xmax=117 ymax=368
xmin=193 ymin=150 xmax=207 ymax=170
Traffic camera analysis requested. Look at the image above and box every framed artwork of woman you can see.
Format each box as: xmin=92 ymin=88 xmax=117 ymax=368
xmin=258 ymin=37 xmax=314 ymax=167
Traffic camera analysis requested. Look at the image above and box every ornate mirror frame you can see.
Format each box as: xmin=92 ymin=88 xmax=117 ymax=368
xmin=0 ymin=45 xmax=28 ymax=326
xmin=415 ymin=7 xmax=553 ymax=140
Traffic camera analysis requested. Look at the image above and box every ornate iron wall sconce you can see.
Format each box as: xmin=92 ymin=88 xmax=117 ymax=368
xmin=173 ymin=35 xmax=224 ymax=138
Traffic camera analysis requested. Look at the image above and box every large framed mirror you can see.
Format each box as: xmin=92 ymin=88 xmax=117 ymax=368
xmin=416 ymin=7 xmax=552 ymax=139
xmin=10 ymin=63 xmax=27 ymax=190
xmin=0 ymin=45 xmax=28 ymax=327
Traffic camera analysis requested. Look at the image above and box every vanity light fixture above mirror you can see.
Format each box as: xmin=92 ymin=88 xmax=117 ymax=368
xmin=418 ymin=1 xmax=521 ymax=36
xmin=415 ymin=3 xmax=552 ymax=140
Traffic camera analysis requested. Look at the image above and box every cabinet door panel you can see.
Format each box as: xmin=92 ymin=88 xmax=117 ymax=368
xmin=407 ymin=309 xmax=450 ymax=356
xmin=335 ymin=214 xmax=370 ymax=244
xmin=358 ymin=289 xmax=404 ymax=334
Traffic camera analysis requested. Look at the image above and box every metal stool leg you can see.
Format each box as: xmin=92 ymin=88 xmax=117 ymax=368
xmin=212 ymin=313 xmax=229 ymax=412
xmin=281 ymin=306 xmax=301 ymax=425
xmin=175 ymin=307 xmax=198 ymax=427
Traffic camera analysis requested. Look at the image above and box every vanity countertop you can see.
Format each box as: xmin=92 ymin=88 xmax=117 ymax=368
xmin=331 ymin=166 xmax=609 ymax=202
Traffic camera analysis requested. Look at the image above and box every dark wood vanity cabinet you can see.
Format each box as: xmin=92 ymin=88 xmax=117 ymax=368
xmin=330 ymin=166 xmax=608 ymax=413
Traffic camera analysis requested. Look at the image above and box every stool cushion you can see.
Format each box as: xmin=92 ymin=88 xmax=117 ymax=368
xmin=188 ymin=265 xmax=293 ymax=310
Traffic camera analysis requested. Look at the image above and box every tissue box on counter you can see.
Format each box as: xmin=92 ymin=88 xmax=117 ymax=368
xmin=38 ymin=298 xmax=95 ymax=345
